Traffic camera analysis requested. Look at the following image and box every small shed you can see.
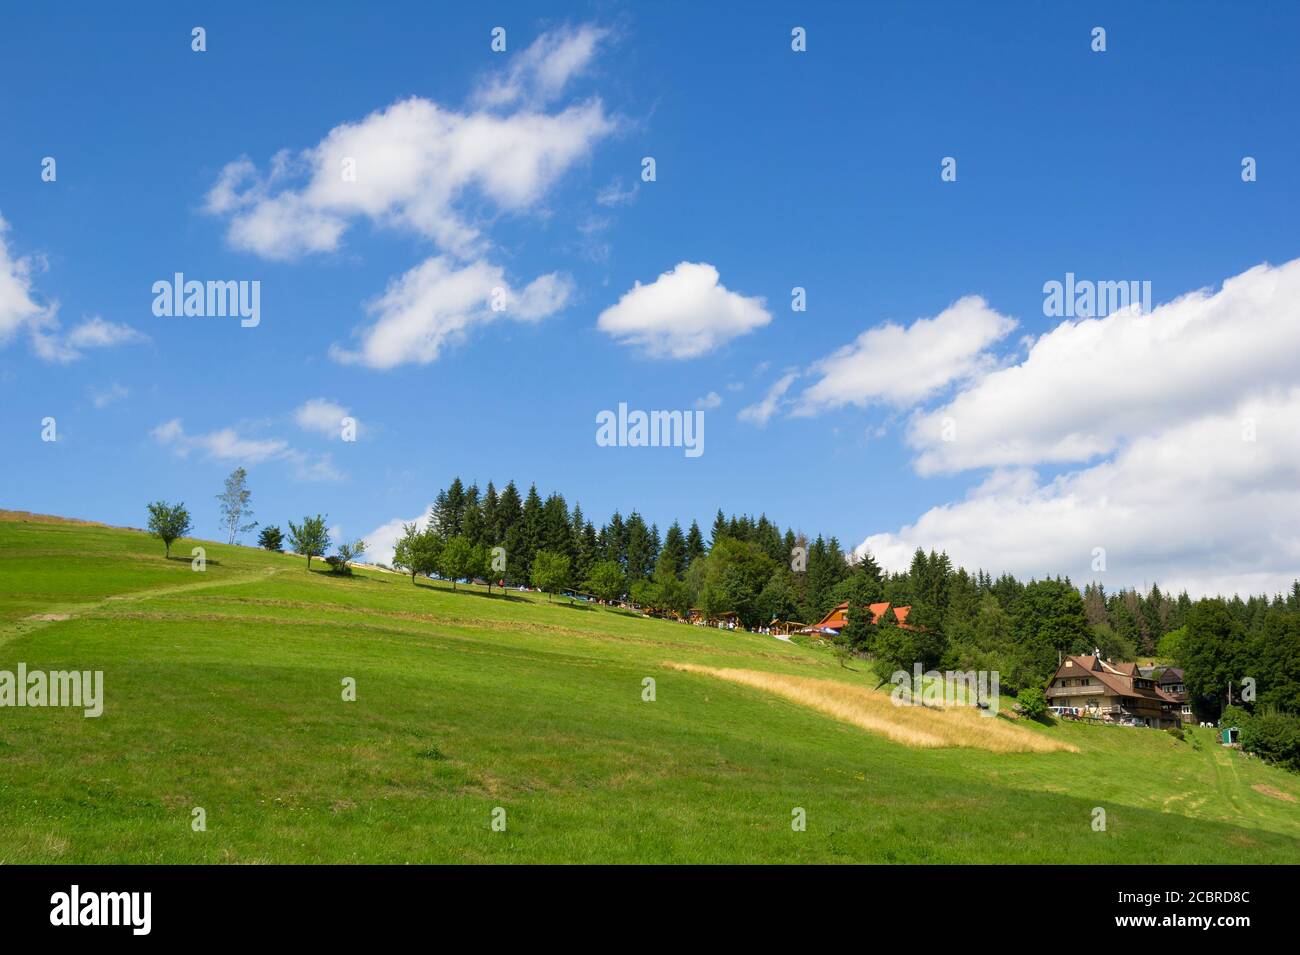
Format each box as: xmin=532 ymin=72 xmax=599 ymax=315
xmin=1220 ymin=726 xmax=1240 ymax=745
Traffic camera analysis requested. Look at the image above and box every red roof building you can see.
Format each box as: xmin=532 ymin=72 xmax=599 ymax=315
xmin=803 ymin=601 xmax=913 ymax=634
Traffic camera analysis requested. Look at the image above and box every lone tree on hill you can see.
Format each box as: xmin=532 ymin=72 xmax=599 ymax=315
xmin=532 ymin=550 xmax=571 ymax=602
xmin=257 ymin=525 xmax=284 ymax=552
xmin=146 ymin=501 xmax=192 ymax=558
xmin=287 ymin=515 xmax=330 ymax=570
xmin=217 ymin=467 xmax=258 ymax=544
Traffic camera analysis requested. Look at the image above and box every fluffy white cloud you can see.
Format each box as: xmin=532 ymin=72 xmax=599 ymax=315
xmin=330 ymin=256 xmax=572 ymax=369
xmin=31 ymin=315 xmax=148 ymax=364
xmin=795 ymin=296 xmax=1016 ymax=415
xmin=861 ymin=389 xmax=1300 ymax=598
xmin=206 ymin=90 xmax=613 ymax=261
xmin=738 ymin=371 xmax=799 ymax=426
xmin=205 ymin=27 xmax=612 ymax=372
xmin=65 ymin=316 xmax=147 ymax=350
xmin=695 ymin=391 xmax=722 ymax=410
xmin=907 ymin=259 xmax=1300 ymax=476
xmin=2 ymin=216 xmax=146 ymax=363
xmin=294 ymin=398 xmax=353 ymax=439
xmin=0 ymin=213 xmax=47 ymax=344
xmin=597 ymin=262 xmax=771 ymax=359
xmin=473 ymin=24 xmax=609 ymax=108
xmin=362 ymin=506 xmax=435 ymax=568
xmin=854 ymin=257 xmax=1300 ymax=597
xmin=152 ymin=418 xmax=341 ymax=481
xmin=152 ymin=418 xmax=288 ymax=463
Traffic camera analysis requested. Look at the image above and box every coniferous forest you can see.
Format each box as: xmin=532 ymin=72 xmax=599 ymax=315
xmin=381 ymin=476 xmax=1300 ymax=771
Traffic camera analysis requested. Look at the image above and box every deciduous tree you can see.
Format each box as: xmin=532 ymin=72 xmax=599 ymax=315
xmin=216 ymin=468 xmax=257 ymax=545
xmin=146 ymin=501 xmax=192 ymax=558
xmin=287 ymin=515 xmax=330 ymax=570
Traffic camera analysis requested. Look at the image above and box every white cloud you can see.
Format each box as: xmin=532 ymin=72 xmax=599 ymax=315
xmin=294 ymin=398 xmax=354 ymax=439
xmin=853 ymin=257 xmax=1300 ymax=597
xmin=204 ymin=27 xmax=612 ymax=372
xmin=739 ymin=371 xmax=799 ymax=426
xmin=1 ymin=215 xmax=144 ymax=364
xmin=152 ymin=419 xmax=288 ymax=463
xmin=474 ymin=24 xmax=609 ymax=108
xmin=65 ymin=316 xmax=147 ymax=350
xmin=0 ymin=213 xmax=48 ymax=345
xmin=695 ymin=391 xmax=722 ymax=410
xmin=860 ymin=389 xmax=1300 ymax=598
xmin=152 ymin=418 xmax=340 ymax=481
xmin=285 ymin=450 xmax=344 ymax=483
xmin=89 ymin=382 xmax=128 ymax=409
xmin=907 ymin=259 xmax=1300 ymax=476
xmin=150 ymin=419 xmax=184 ymax=445
xmin=795 ymin=296 xmax=1016 ymax=416
xmin=30 ymin=315 xmax=148 ymax=364
xmin=206 ymin=86 xmax=613 ymax=261
xmin=361 ymin=506 xmax=436 ymax=568
xmin=596 ymin=176 xmax=638 ymax=206
xmin=597 ymin=262 xmax=772 ymax=359
xmin=330 ymin=255 xmax=572 ymax=369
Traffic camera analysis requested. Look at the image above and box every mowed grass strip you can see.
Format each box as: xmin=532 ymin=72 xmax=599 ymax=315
xmin=666 ymin=663 xmax=1076 ymax=753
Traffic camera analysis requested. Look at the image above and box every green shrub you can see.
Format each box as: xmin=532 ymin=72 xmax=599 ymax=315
xmin=1016 ymin=686 xmax=1047 ymax=721
xmin=1166 ymin=726 xmax=1185 ymax=741
xmin=1240 ymin=708 xmax=1300 ymax=772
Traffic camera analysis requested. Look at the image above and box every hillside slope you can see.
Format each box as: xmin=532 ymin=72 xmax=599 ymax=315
xmin=1 ymin=514 xmax=1297 ymax=863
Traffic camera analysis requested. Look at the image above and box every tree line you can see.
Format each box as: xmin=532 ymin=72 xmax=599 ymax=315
xmin=145 ymin=468 xmax=366 ymax=574
xmin=147 ymin=470 xmax=1300 ymax=772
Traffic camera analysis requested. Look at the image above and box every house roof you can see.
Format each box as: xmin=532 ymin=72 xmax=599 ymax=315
xmin=806 ymin=601 xmax=916 ymax=633
xmin=1158 ymin=667 xmax=1185 ymax=685
xmin=1051 ymin=655 xmax=1178 ymax=704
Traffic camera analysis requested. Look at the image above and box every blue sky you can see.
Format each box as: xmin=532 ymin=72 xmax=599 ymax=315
xmin=2 ymin=1 xmax=1299 ymax=596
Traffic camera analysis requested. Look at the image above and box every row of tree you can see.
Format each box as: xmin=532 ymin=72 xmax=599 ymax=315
xmin=406 ymin=477 xmax=856 ymax=617
xmin=151 ymin=471 xmax=1300 ymax=771
xmin=147 ymin=498 xmax=365 ymax=574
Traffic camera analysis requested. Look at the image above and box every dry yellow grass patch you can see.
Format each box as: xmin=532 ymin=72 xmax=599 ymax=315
xmin=1253 ymin=783 xmax=1297 ymax=803
xmin=667 ymin=663 xmax=1076 ymax=754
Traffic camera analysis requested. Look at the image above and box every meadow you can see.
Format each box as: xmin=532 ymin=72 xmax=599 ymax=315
xmin=1 ymin=512 xmax=1297 ymax=863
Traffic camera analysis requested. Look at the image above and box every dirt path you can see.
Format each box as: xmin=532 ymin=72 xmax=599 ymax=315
xmin=0 ymin=566 xmax=284 ymax=648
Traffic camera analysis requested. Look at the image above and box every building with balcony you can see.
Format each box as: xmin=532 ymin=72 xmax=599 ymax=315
xmin=1045 ymin=653 xmax=1182 ymax=728
xmin=1157 ymin=666 xmax=1193 ymax=722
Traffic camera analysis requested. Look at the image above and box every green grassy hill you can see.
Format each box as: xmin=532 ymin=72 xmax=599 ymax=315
xmin=2 ymin=513 xmax=1297 ymax=863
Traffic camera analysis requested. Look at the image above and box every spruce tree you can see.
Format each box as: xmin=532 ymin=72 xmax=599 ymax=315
xmin=709 ymin=509 xmax=728 ymax=549
xmin=662 ymin=522 xmax=689 ymax=578
xmin=685 ymin=520 xmax=706 ymax=567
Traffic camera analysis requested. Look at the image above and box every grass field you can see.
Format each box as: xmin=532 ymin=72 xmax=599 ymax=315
xmin=1 ymin=513 xmax=1298 ymax=863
